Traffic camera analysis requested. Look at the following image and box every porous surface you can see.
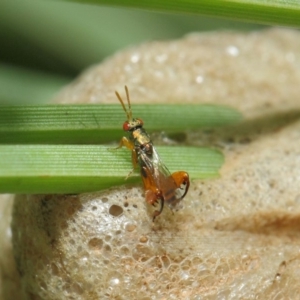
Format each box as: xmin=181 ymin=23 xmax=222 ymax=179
xmin=2 ymin=28 xmax=300 ymax=299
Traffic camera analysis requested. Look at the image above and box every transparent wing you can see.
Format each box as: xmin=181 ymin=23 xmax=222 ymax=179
xmin=139 ymin=144 xmax=188 ymax=214
xmin=139 ymin=145 xmax=171 ymax=190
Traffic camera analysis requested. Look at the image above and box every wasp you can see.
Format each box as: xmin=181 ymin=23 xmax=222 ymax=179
xmin=114 ymin=86 xmax=190 ymax=221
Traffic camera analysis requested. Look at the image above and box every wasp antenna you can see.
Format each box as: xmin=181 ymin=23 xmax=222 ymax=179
xmin=115 ymin=90 xmax=131 ymax=121
xmin=125 ymin=85 xmax=133 ymax=120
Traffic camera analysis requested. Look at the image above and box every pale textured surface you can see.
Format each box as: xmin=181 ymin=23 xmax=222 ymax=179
xmin=1 ymin=28 xmax=300 ymax=299
xmin=54 ymin=29 xmax=300 ymax=119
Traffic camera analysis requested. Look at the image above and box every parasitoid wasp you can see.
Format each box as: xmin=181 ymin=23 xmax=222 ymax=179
xmin=114 ymin=86 xmax=190 ymax=221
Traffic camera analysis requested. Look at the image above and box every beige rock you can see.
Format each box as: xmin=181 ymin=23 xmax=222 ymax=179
xmin=2 ymin=28 xmax=300 ymax=299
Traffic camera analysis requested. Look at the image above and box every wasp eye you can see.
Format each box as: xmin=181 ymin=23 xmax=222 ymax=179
xmin=123 ymin=121 xmax=131 ymax=131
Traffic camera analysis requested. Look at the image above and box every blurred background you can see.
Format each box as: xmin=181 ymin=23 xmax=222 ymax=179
xmin=0 ymin=0 xmax=264 ymax=104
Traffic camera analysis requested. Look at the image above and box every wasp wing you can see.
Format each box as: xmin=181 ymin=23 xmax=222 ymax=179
xmin=139 ymin=145 xmax=171 ymax=187
xmin=139 ymin=146 xmax=186 ymax=208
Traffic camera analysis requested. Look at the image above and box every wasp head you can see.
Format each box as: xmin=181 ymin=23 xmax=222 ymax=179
xmin=123 ymin=118 xmax=144 ymax=131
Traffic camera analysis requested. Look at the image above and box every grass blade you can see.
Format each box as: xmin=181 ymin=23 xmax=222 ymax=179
xmin=0 ymin=145 xmax=223 ymax=193
xmin=73 ymin=0 xmax=300 ymax=27
xmin=0 ymin=104 xmax=242 ymax=144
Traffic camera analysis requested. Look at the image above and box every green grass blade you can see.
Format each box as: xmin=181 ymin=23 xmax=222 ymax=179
xmin=70 ymin=0 xmax=300 ymax=27
xmin=0 ymin=145 xmax=223 ymax=193
xmin=0 ymin=104 xmax=242 ymax=144
xmin=0 ymin=64 xmax=70 ymax=104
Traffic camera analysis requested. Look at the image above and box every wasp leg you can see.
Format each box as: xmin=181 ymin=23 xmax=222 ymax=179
xmin=109 ymin=137 xmax=134 ymax=151
xmin=145 ymin=189 xmax=164 ymax=221
xmin=145 ymin=189 xmax=159 ymax=206
xmin=152 ymin=195 xmax=164 ymax=222
xmin=124 ymin=149 xmax=138 ymax=179
xmin=109 ymin=137 xmax=138 ymax=179
xmin=171 ymin=171 xmax=190 ymax=199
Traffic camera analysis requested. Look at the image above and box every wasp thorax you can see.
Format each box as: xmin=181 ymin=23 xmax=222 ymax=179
xmin=123 ymin=118 xmax=144 ymax=131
